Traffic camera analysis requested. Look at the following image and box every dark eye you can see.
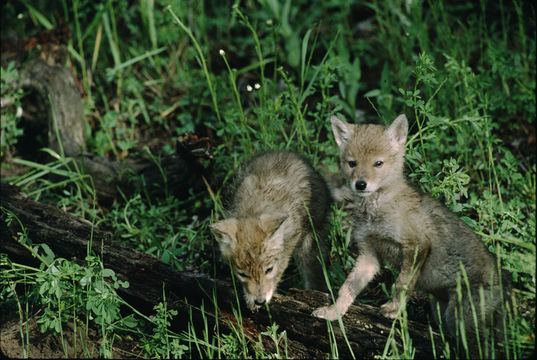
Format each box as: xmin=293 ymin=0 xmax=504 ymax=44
xmin=237 ymin=270 xmax=249 ymax=279
xmin=374 ymin=161 xmax=384 ymax=168
xmin=348 ymin=160 xmax=357 ymax=168
xmin=265 ymin=266 xmax=273 ymax=274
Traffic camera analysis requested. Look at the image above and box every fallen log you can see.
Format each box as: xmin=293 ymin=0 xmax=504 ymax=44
xmin=9 ymin=57 xmax=209 ymax=203
xmin=0 ymin=184 xmax=445 ymax=358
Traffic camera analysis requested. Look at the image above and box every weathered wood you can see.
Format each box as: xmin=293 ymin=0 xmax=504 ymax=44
xmin=0 ymin=184 xmax=444 ymax=358
xmin=15 ymin=58 xmax=207 ymax=203
xmin=76 ymin=150 xmax=206 ymax=203
xmin=20 ymin=57 xmax=87 ymax=157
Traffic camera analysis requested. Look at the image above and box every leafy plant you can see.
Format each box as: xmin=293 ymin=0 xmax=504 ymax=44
xmin=1 ymin=62 xmax=24 ymax=159
xmin=141 ymin=299 xmax=188 ymax=358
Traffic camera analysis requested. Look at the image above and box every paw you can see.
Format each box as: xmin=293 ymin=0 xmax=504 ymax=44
xmin=380 ymin=301 xmax=399 ymax=319
xmin=312 ymin=305 xmax=340 ymax=321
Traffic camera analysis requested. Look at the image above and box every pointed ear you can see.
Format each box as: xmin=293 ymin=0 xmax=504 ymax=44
xmin=385 ymin=114 xmax=408 ymax=148
xmin=210 ymin=219 xmax=238 ymax=256
xmin=260 ymin=214 xmax=288 ymax=249
xmin=330 ymin=115 xmax=354 ymax=150
xmin=259 ymin=214 xmax=287 ymax=235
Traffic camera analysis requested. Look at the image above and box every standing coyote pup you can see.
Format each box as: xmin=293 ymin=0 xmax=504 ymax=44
xmin=313 ymin=115 xmax=505 ymax=343
xmin=210 ymin=151 xmax=330 ymax=310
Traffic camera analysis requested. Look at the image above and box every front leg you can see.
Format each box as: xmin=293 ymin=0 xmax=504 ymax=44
xmin=313 ymin=252 xmax=380 ymax=321
xmin=297 ymin=233 xmax=327 ymax=292
xmin=380 ymin=242 xmax=430 ymax=319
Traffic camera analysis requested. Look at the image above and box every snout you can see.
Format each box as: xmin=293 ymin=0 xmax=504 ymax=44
xmin=245 ymin=282 xmax=274 ymax=309
xmin=254 ymin=297 xmax=266 ymax=306
xmin=354 ymin=180 xmax=367 ymax=191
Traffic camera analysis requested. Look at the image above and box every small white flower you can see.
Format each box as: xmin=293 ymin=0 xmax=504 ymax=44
xmin=266 ymin=19 xmax=273 ymax=26
xmin=254 ymin=83 xmax=261 ymax=90
xmin=219 ymin=49 xmax=225 ymax=56
xmin=246 ymin=85 xmax=253 ymax=92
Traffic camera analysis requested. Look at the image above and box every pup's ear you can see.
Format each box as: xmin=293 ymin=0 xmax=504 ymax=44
xmin=210 ymin=219 xmax=238 ymax=257
xmin=259 ymin=214 xmax=287 ymax=235
xmin=259 ymin=214 xmax=288 ymax=250
xmin=386 ymin=114 xmax=408 ymax=148
xmin=330 ymin=115 xmax=354 ymax=150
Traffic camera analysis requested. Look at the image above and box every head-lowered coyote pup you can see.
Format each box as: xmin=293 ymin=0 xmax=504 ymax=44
xmin=313 ymin=115 xmax=506 ymax=348
xmin=211 ymin=151 xmax=330 ymax=310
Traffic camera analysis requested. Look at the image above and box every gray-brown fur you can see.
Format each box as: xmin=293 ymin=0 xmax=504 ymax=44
xmin=313 ymin=115 xmax=507 ymax=354
xmin=211 ymin=151 xmax=331 ymax=310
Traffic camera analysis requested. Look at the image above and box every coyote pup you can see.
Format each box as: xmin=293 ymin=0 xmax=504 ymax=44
xmin=211 ymin=151 xmax=330 ymax=310
xmin=313 ymin=115 xmax=505 ymax=341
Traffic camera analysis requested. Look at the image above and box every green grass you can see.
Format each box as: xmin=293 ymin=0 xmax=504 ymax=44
xmin=1 ymin=0 xmax=535 ymax=358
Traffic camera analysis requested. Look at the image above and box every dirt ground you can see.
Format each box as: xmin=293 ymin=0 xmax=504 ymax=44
xmin=0 ymin=311 xmax=142 ymax=359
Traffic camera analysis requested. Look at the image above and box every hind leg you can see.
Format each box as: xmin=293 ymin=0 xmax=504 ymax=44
xmin=443 ymin=294 xmax=478 ymax=358
xmin=444 ymin=286 xmax=504 ymax=358
xmin=430 ymin=297 xmax=449 ymax=330
xmin=296 ymin=232 xmax=327 ymax=291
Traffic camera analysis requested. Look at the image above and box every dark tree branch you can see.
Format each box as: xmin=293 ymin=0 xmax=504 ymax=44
xmin=1 ymin=184 xmax=444 ymax=358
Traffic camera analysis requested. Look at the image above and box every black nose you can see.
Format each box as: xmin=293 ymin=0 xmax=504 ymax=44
xmin=254 ymin=298 xmax=266 ymax=306
xmin=355 ymin=180 xmax=367 ymax=191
